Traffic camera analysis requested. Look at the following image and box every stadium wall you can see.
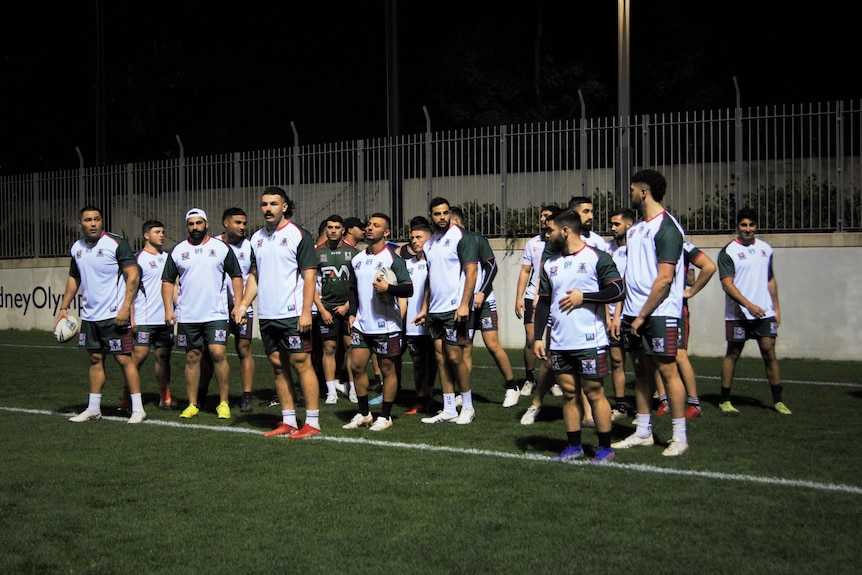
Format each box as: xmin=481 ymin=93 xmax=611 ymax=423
xmin=1 ymin=233 xmax=860 ymax=360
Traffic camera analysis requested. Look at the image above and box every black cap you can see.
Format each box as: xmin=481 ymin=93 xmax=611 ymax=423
xmin=344 ymin=217 xmax=364 ymax=230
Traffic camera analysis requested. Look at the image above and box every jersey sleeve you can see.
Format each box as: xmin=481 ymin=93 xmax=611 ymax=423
xmin=297 ymin=229 xmax=317 ymax=271
xmin=717 ymin=246 xmax=735 ymax=279
xmin=654 ymin=218 xmax=683 ymax=264
xmin=161 ymin=250 xmax=179 ymax=283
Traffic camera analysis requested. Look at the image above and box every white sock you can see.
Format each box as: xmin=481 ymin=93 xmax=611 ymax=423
xmin=326 ymin=380 xmax=337 ymax=394
xmin=130 ymin=393 xmax=144 ymax=413
xmin=636 ymin=413 xmax=652 ymax=437
xmin=672 ymin=417 xmax=687 ymax=444
xmin=442 ymin=393 xmax=457 ymax=415
xmin=305 ymin=409 xmax=320 ymax=430
xmin=88 ymin=393 xmax=102 ymax=413
xmin=460 ymin=390 xmax=474 ymax=409
xmin=282 ymin=410 xmax=298 ymax=428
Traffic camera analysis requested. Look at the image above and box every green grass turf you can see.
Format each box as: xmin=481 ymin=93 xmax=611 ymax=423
xmin=1 ymin=329 xmax=860 ymax=574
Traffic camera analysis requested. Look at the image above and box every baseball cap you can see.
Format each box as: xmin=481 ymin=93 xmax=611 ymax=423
xmin=185 ymin=208 xmax=207 ymax=222
xmin=344 ymin=217 xmax=364 ymax=230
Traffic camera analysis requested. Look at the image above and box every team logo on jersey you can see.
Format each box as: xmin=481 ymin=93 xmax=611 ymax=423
xmin=761 ymin=250 xmax=767 ymax=257
xmin=578 ymin=262 xmax=587 ymax=273
xmin=257 ymin=239 xmax=265 ymax=247
xmin=215 ymin=329 xmax=227 ymax=342
xmin=651 ymin=337 xmax=665 ymax=353
xmin=181 ymin=252 xmax=190 ymax=260
xmin=550 ymin=266 xmax=558 ymax=277
xmin=178 ymin=334 xmax=187 ymax=347
xmin=148 ymin=261 xmax=157 ymax=269
xmin=319 ymin=253 xmax=328 ymax=262
xmin=581 ymin=359 xmax=597 ymax=375
xmin=237 ymin=252 xmax=246 ymax=261
xmin=444 ymin=239 xmax=451 ymax=247
xmin=407 ymin=266 xmax=414 ymax=274
xmin=76 ymin=250 xmax=83 ymax=258
xmin=137 ymin=332 xmax=150 ymax=344
xmin=280 ymin=238 xmax=288 ymax=247
xmin=209 ymin=249 xmax=217 ymax=257
xmin=109 ymin=338 xmax=122 ymax=352
xmin=288 ymin=335 xmax=302 ymax=350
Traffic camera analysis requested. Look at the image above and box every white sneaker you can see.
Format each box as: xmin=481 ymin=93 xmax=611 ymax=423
xmin=502 ymin=388 xmax=520 ymax=408
xmin=128 ymin=411 xmax=147 ymax=424
xmin=611 ymin=431 xmax=655 ymax=449
xmin=455 ymin=395 xmax=463 ymax=407
xmin=334 ymin=382 xmax=348 ymax=395
xmin=520 ymin=405 xmax=540 ymax=425
xmin=69 ymin=409 xmax=101 ymax=422
xmin=325 ymin=393 xmax=338 ymax=405
xmin=369 ymin=416 xmax=393 ymax=431
xmin=550 ymin=384 xmax=563 ymax=397
xmin=520 ymin=380 xmax=535 ymax=396
xmin=342 ymin=412 xmax=373 ymax=429
xmin=662 ymin=439 xmax=689 ymax=457
xmin=421 ymin=410 xmax=459 ymax=424
xmin=348 ymin=388 xmax=358 ymax=403
xmin=456 ymin=405 xmax=475 ymax=425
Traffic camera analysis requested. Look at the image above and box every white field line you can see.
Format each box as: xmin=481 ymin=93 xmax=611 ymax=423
xmin=2 ymin=405 xmax=861 ymax=497
xmin=2 ymin=342 xmax=860 ymax=388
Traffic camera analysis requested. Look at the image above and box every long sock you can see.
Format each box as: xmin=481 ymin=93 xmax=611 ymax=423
xmin=282 ymin=409 xmax=298 ymax=428
xmin=130 ymin=393 xmax=144 ymax=413
xmin=597 ymin=431 xmax=612 ymax=448
xmin=771 ymin=385 xmax=784 ymax=403
xmin=636 ymin=413 xmax=652 ymax=437
xmin=88 ymin=393 xmax=102 ymax=413
xmin=381 ymin=401 xmax=393 ymax=419
xmin=672 ymin=417 xmax=687 ymax=444
xmin=305 ymin=409 xmax=320 ymax=430
xmin=442 ymin=393 xmax=457 ymax=414
xmin=460 ymin=390 xmax=474 ymax=409
xmin=526 ymin=369 xmax=535 ymax=383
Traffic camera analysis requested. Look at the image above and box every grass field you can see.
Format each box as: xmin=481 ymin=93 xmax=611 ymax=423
xmin=1 ymin=329 xmax=860 ymax=574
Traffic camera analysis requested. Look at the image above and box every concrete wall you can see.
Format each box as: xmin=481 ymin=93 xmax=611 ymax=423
xmin=2 ymin=233 xmax=860 ymax=360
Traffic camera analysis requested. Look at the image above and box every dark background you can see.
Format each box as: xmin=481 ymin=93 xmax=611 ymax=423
xmin=1 ymin=1 xmax=853 ymax=175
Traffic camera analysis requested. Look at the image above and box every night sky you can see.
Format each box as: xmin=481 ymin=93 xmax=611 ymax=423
xmin=1 ymin=1 xmax=853 ymax=175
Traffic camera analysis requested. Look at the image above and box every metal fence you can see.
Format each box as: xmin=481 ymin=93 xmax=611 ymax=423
xmin=1 ymin=99 xmax=859 ymax=259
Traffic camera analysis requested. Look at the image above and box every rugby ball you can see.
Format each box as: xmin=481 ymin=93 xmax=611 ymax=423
xmin=54 ymin=314 xmax=80 ymax=343
xmin=375 ymin=266 xmax=398 ymax=303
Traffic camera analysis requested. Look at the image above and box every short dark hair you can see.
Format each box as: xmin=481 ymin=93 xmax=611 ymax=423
xmin=543 ymin=205 xmax=563 ymax=219
xmin=737 ymin=207 xmax=758 ymax=224
xmin=429 ymin=197 xmax=450 ymax=211
xmin=449 ymin=205 xmax=464 ymax=221
xmin=325 ymin=214 xmax=345 ymax=226
xmin=261 ymin=186 xmax=293 ymax=217
xmin=318 ymin=219 xmax=328 ymax=236
xmin=79 ymin=205 xmax=102 ymax=219
xmin=610 ymin=207 xmax=635 ymax=221
xmin=409 ymin=215 xmax=431 ymax=230
xmin=142 ymin=219 xmax=164 ymax=235
xmin=567 ymin=196 xmax=592 ymax=209
xmin=368 ymin=212 xmax=391 ymax=229
xmin=221 ymin=207 xmax=246 ymax=222
xmin=631 ymin=169 xmax=667 ymax=202
xmin=551 ymin=208 xmax=582 ymax=234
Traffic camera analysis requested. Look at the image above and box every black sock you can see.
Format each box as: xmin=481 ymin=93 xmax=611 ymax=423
xmin=771 ymin=385 xmax=784 ymax=403
xmin=506 ymin=379 xmax=517 ymax=390
xmin=566 ymin=430 xmax=583 ymax=446
xmin=721 ymin=387 xmax=731 ymax=402
xmin=526 ymin=369 xmax=535 ymax=382
xmin=614 ymin=397 xmax=627 ymax=410
xmin=597 ymin=431 xmax=612 ymax=448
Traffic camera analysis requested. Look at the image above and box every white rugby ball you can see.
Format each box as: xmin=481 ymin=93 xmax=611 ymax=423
xmin=54 ymin=314 xmax=80 ymax=343
xmin=375 ymin=266 xmax=398 ymax=302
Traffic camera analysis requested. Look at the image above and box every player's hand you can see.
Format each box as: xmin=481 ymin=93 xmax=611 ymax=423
xmin=632 ymin=316 xmax=645 ymax=337
xmin=559 ymin=289 xmax=584 ymax=313
xmin=515 ymin=300 xmax=524 ymax=319
xmin=533 ymin=339 xmax=546 ymax=361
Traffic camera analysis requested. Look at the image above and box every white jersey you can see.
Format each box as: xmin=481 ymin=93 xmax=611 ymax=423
xmin=134 ymin=248 xmax=169 ymax=325
xmin=403 ymin=251 xmax=429 ymax=337
xmin=718 ymin=237 xmax=776 ymax=320
xmin=216 ymin=234 xmax=254 ymax=315
xmin=249 ymin=220 xmax=317 ymax=320
xmin=424 ymin=224 xmax=479 ymax=314
xmin=69 ymin=232 xmax=137 ymax=322
xmin=521 ymin=234 xmax=545 ymax=301
xmin=582 ymin=230 xmax=609 ymax=251
xmin=162 ymin=236 xmax=241 ymax=323
xmin=622 ymin=210 xmax=686 ymax=320
xmin=539 ymin=245 xmax=621 ymax=351
xmin=350 ymin=244 xmax=411 ymax=335
xmin=606 ymin=238 xmax=627 ymax=317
